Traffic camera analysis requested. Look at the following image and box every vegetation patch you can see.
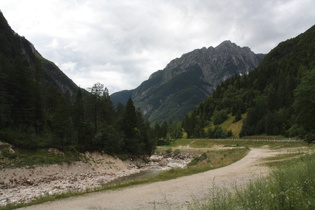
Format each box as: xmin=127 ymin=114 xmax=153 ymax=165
xmin=0 ymin=149 xmax=81 ymax=168
xmin=218 ymin=113 xmax=247 ymax=138
xmin=186 ymin=138 xmax=307 ymax=149
xmin=191 ymin=150 xmax=315 ymax=210
xmin=187 ymin=153 xmax=208 ymax=166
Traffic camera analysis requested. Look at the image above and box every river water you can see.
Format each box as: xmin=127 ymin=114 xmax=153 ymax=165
xmin=106 ymin=159 xmax=188 ymax=185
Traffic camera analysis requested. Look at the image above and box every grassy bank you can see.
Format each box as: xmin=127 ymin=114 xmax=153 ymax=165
xmin=168 ymin=138 xmax=306 ymax=149
xmin=0 ymin=149 xmax=82 ymax=168
xmin=190 ymin=149 xmax=315 ymax=210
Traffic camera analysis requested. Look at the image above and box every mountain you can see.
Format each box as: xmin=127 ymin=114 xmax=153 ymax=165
xmin=0 ymin=11 xmax=79 ymax=133
xmin=182 ymin=24 xmax=315 ymax=140
xmin=0 ymin=11 xmax=78 ymax=98
xmin=111 ymin=41 xmax=264 ymax=123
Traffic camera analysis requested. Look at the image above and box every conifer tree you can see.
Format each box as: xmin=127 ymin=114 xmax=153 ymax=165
xmin=73 ymin=88 xmax=86 ymax=146
xmin=52 ymin=95 xmax=74 ymax=146
xmin=293 ymin=69 xmax=315 ymax=142
xmin=122 ymin=98 xmax=141 ymax=154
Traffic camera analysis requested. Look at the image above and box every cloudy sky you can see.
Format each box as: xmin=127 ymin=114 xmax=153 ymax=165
xmin=1 ymin=0 xmax=314 ymax=94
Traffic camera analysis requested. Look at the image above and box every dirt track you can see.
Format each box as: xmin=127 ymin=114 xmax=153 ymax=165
xmin=21 ymin=148 xmax=286 ymax=210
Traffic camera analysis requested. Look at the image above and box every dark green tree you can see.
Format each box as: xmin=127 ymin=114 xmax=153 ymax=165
xmin=52 ymin=95 xmax=74 ymax=146
xmin=89 ymin=82 xmax=106 ymax=133
xmin=293 ymin=69 xmax=315 ymax=143
xmin=73 ymin=88 xmax=89 ymax=146
xmin=122 ymin=98 xmax=141 ymax=154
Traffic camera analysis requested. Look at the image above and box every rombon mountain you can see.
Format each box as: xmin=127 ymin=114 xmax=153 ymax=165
xmin=111 ymin=41 xmax=264 ymax=123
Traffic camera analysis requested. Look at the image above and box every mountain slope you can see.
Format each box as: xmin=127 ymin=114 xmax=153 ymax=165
xmin=0 ymin=11 xmax=78 ymax=98
xmin=182 ymin=24 xmax=315 ymax=139
xmin=111 ymin=41 xmax=264 ymax=123
xmin=0 ymin=11 xmax=79 ymax=132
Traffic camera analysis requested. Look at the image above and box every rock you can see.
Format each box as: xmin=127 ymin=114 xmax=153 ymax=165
xmin=7 ymin=147 xmax=15 ymax=154
xmin=47 ymin=148 xmax=64 ymax=156
xmin=158 ymin=159 xmax=168 ymax=167
xmin=0 ymin=141 xmax=15 ymax=154
xmin=150 ymin=155 xmax=163 ymax=162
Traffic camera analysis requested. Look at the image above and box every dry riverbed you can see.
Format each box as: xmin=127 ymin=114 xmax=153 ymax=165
xmin=0 ymin=150 xmax=194 ymax=207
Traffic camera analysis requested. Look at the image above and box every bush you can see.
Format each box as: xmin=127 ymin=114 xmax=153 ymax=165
xmin=207 ymin=127 xmax=232 ymax=139
xmin=165 ymin=148 xmax=172 ymax=154
xmin=173 ymin=149 xmax=180 ymax=156
xmin=188 ymin=153 xmax=208 ymax=166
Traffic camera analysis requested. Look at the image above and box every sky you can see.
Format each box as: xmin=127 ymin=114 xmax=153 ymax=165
xmin=1 ymin=0 xmax=315 ymax=94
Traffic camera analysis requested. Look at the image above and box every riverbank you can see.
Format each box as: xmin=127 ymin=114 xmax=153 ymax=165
xmin=0 ymin=150 xmax=194 ymax=207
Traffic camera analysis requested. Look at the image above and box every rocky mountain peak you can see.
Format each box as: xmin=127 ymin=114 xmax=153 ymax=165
xmin=111 ymin=41 xmax=264 ymax=123
xmin=158 ymin=41 xmax=262 ymax=89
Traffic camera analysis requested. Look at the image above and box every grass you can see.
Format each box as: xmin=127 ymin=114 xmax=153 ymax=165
xmin=261 ymin=151 xmax=306 ymax=167
xmin=189 ymin=148 xmax=315 ymax=210
xmin=204 ymin=113 xmax=247 ymax=138
xmin=166 ymin=138 xmax=307 ymax=150
xmin=0 ymin=149 xmax=82 ymax=168
xmin=219 ymin=113 xmax=247 ymax=138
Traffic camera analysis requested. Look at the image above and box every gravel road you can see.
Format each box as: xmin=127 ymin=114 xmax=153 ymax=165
xmin=21 ymin=148 xmax=282 ymax=210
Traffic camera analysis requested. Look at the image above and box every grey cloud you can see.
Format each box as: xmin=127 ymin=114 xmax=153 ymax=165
xmin=1 ymin=0 xmax=314 ymax=94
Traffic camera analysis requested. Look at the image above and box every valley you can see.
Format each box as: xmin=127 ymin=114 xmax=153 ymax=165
xmin=0 ymin=5 xmax=315 ymax=210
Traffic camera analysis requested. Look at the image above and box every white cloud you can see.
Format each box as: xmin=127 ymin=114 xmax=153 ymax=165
xmin=1 ymin=0 xmax=314 ymax=94
xmin=47 ymin=38 xmax=60 ymax=49
xmin=60 ymin=62 xmax=77 ymax=73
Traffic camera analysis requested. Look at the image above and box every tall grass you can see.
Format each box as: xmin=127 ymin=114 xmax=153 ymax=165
xmin=191 ymin=152 xmax=315 ymax=210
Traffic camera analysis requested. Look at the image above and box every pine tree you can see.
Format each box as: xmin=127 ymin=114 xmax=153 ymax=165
xmin=122 ymin=98 xmax=141 ymax=154
xmin=73 ymin=88 xmax=86 ymax=146
xmin=293 ymin=69 xmax=315 ymax=142
xmin=52 ymin=95 xmax=74 ymax=146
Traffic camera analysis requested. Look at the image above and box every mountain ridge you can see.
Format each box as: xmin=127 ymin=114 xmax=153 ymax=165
xmin=111 ymin=41 xmax=264 ymax=123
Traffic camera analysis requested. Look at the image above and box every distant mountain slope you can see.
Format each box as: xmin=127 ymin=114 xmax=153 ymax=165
xmin=111 ymin=41 xmax=264 ymax=123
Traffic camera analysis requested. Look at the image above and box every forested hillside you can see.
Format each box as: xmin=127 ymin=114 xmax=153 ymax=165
xmin=0 ymin=11 xmax=156 ymax=155
xmin=182 ymin=25 xmax=315 ymax=142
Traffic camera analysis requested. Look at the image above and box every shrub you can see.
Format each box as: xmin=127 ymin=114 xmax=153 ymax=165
xmin=188 ymin=153 xmax=208 ymax=166
xmin=173 ymin=149 xmax=180 ymax=156
xmin=165 ymin=148 xmax=172 ymax=154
